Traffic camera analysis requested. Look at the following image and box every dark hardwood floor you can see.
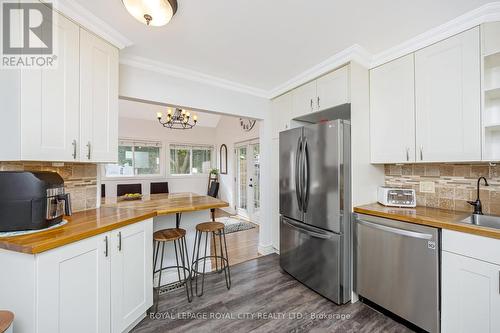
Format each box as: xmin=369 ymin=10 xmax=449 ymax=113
xmin=132 ymin=254 xmax=414 ymax=333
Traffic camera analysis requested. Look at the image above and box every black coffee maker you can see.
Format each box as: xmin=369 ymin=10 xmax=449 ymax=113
xmin=0 ymin=171 xmax=72 ymax=231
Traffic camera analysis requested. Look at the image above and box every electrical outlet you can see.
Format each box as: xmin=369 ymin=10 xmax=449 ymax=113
xmin=51 ymin=162 xmax=64 ymax=167
xmin=419 ymin=181 xmax=435 ymax=193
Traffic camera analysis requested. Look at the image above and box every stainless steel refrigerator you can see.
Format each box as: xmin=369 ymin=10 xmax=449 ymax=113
xmin=279 ymin=118 xmax=351 ymax=304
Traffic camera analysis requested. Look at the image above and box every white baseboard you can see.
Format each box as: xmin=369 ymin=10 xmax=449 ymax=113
xmin=123 ymin=312 xmax=146 ymax=333
xmin=220 ymin=207 xmax=236 ymax=215
xmin=258 ymin=244 xmax=278 ymax=255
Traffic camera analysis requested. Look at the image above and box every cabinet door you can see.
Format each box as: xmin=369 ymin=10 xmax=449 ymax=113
xmin=36 ymin=234 xmax=111 ymax=333
xmin=21 ymin=12 xmax=79 ymax=161
xmin=271 ymin=92 xmax=292 ymax=139
xmin=110 ymin=220 xmax=153 ymax=333
xmin=370 ymin=54 xmax=416 ymax=163
xmin=415 ymin=27 xmax=481 ymax=162
xmin=316 ymin=65 xmax=350 ymax=111
xmin=80 ymin=28 xmax=119 ymax=163
xmin=291 ymin=81 xmax=316 ymax=119
xmin=442 ymin=251 xmax=500 ymax=333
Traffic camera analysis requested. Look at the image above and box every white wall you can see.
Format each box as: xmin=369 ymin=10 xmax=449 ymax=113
xmin=214 ymin=117 xmax=260 ymax=214
xmin=101 ymin=117 xmax=218 ymax=197
xmin=118 ymin=63 xmax=274 ymax=254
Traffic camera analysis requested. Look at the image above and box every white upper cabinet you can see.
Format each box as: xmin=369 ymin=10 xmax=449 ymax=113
xmin=80 ymin=29 xmax=119 ymax=163
xmin=271 ymin=91 xmax=292 ymax=138
xmin=20 ymin=12 xmax=80 ymax=162
xmin=415 ymin=27 xmax=481 ymax=162
xmin=316 ymin=65 xmax=350 ymax=111
xmin=290 ymin=65 xmax=351 ymax=120
xmin=291 ymin=80 xmax=317 ymax=119
xmin=370 ymin=54 xmax=416 ymax=163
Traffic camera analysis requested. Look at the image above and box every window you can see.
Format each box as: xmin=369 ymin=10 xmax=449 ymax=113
xmin=105 ymin=140 xmax=161 ymax=177
xmin=170 ymin=144 xmax=214 ymax=175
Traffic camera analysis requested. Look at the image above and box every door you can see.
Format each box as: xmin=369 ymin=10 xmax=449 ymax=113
xmin=21 ymin=12 xmax=80 ymax=161
xmin=36 ymin=233 xmax=111 ymax=333
xmin=279 ymin=127 xmax=303 ymax=222
xmin=370 ymin=54 xmax=416 ymax=163
xmin=235 ymin=141 xmax=260 ymax=223
xmin=316 ymin=65 xmax=350 ymax=111
xmin=291 ymin=80 xmax=317 ymax=118
xmin=302 ymin=121 xmax=347 ymax=233
xmin=415 ymin=27 xmax=481 ymax=162
xmin=280 ymin=216 xmax=345 ymax=303
xmin=80 ymin=28 xmax=119 ymax=163
xmin=355 ymin=214 xmax=440 ymax=333
xmin=111 ymin=220 xmax=153 ymax=333
xmin=442 ymin=251 xmax=500 ymax=333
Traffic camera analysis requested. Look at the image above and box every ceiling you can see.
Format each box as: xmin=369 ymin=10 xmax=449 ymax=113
xmin=119 ymin=99 xmax=222 ymax=127
xmin=79 ymin=0 xmax=492 ymax=91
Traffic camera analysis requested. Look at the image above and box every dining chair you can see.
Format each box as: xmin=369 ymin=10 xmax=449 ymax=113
xmin=117 ymin=183 xmax=142 ymax=196
xmin=150 ymin=182 xmax=169 ymax=194
xmin=208 ymin=181 xmax=220 ymax=221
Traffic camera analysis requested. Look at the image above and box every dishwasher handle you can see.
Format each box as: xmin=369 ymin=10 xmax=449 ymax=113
xmin=356 ymin=218 xmax=433 ymax=240
xmin=283 ymin=218 xmax=334 ymax=240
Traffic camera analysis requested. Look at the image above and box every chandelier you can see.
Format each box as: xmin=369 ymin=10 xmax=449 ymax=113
xmin=156 ymin=108 xmax=198 ymax=129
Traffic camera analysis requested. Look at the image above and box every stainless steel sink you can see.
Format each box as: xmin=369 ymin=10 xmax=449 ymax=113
xmin=459 ymin=214 xmax=500 ymax=229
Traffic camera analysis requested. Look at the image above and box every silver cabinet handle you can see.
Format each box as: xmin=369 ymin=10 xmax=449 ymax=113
xmin=86 ymin=142 xmax=91 ymax=160
xmin=357 ymin=219 xmax=433 ymax=240
xmin=420 ymin=146 xmax=423 ymax=161
xmin=406 ymin=147 xmax=410 ymax=161
xmin=118 ymin=232 xmax=122 ymax=251
xmin=310 ymin=98 xmax=313 ymax=111
xmin=317 ymin=96 xmax=320 ymax=109
xmin=104 ymin=236 xmax=109 ymax=257
xmin=72 ymin=140 xmax=77 ymax=160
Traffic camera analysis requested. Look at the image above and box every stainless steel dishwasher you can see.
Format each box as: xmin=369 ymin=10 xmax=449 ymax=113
xmin=354 ymin=213 xmax=440 ymax=333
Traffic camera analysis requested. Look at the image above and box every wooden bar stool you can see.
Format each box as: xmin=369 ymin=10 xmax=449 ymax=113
xmin=0 ymin=311 xmax=14 ymax=333
xmin=191 ymin=222 xmax=231 ymax=297
xmin=153 ymin=228 xmax=192 ymax=310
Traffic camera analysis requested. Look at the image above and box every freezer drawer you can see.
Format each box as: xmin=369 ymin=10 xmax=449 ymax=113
xmin=354 ymin=214 xmax=440 ymax=333
xmin=280 ymin=216 xmax=350 ymax=304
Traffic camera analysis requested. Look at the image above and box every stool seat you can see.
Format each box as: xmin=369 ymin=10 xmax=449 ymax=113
xmin=0 ymin=310 xmax=14 ymax=333
xmin=154 ymin=228 xmax=186 ymax=242
xmin=195 ymin=222 xmax=224 ymax=232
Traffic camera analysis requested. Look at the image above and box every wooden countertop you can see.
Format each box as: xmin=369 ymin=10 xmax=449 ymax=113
xmin=354 ymin=203 xmax=500 ymax=240
xmin=101 ymin=192 xmax=229 ymax=215
xmin=0 ymin=193 xmax=228 ymax=254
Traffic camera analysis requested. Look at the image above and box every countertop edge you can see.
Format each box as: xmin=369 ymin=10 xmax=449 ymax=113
xmin=353 ymin=206 xmax=500 ymax=240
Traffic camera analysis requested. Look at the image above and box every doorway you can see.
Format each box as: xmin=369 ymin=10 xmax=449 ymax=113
xmin=235 ymin=140 xmax=260 ymax=224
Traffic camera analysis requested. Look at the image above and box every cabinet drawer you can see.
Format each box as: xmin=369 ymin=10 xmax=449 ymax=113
xmin=442 ymin=229 xmax=500 ymax=265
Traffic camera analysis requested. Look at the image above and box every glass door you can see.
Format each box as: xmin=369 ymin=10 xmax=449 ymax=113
xmin=235 ymin=141 xmax=260 ymax=223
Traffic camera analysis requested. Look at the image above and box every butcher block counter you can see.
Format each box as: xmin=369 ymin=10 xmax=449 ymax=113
xmin=354 ymin=203 xmax=500 ymax=240
xmin=0 ymin=193 xmax=228 ymax=254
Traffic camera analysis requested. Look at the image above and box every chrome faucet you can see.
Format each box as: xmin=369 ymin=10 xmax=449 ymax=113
xmin=467 ymin=177 xmax=489 ymax=215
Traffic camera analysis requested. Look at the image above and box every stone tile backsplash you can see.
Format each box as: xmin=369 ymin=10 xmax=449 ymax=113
xmin=385 ymin=163 xmax=500 ymax=215
xmin=0 ymin=162 xmax=97 ymax=212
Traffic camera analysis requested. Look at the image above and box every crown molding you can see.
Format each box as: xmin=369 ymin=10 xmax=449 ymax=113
xmin=371 ymin=2 xmax=500 ymax=67
xmin=267 ymin=44 xmax=372 ymax=99
xmin=118 ymin=2 xmax=500 ymax=100
xmin=120 ymin=55 xmax=269 ymax=98
xmin=50 ymin=0 xmax=133 ymax=49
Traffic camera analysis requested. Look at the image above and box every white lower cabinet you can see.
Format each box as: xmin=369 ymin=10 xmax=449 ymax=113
xmin=110 ymin=222 xmax=153 ymax=333
xmin=34 ymin=219 xmax=152 ymax=333
xmin=441 ymin=230 xmax=500 ymax=333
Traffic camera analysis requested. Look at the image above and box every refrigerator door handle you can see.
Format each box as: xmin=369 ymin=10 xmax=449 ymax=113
xmin=303 ymin=139 xmax=310 ymax=212
xmin=283 ymin=218 xmax=333 ymax=240
xmin=295 ymin=136 xmax=303 ymax=211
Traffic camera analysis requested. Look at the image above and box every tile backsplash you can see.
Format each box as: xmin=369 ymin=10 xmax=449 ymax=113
xmin=0 ymin=162 xmax=97 ymax=212
xmin=385 ymin=163 xmax=500 ymax=215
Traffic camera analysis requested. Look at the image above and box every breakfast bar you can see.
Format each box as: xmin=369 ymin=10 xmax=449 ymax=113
xmin=0 ymin=192 xmax=228 ymax=333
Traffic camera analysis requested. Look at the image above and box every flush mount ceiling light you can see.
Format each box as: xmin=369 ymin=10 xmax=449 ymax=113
xmin=122 ymin=0 xmax=178 ymax=26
